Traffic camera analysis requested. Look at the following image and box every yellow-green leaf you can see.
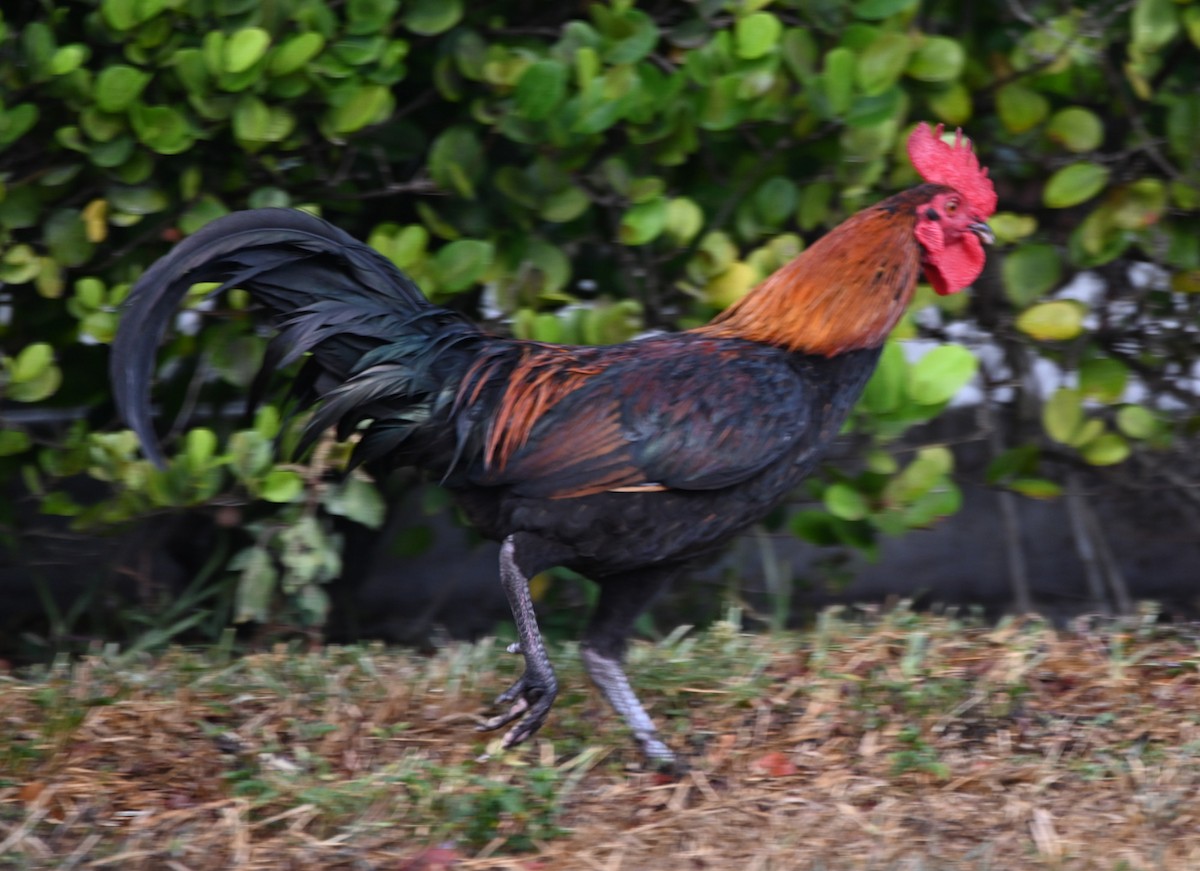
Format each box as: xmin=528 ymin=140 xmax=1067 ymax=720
xmin=1002 ymin=244 xmax=1061 ymax=307
xmin=1045 ymin=107 xmax=1104 ymax=153
xmin=1016 ymin=300 xmax=1085 ymax=341
xmin=1043 ymin=162 xmax=1110 ymax=208
xmin=1081 ymin=432 xmax=1130 ymax=466
xmin=906 ymin=36 xmax=964 ymax=83
xmin=996 ymin=83 xmax=1049 ymax=134
xmin=223 ymin=28 xmax=271 ymax=75
xmin=735 ymin=12 xmax=783 ymax=60
xmin=1116 ymin=405 xmax=1156 ymax=439
xmin=1042 ymin=387 xmax=1083 ymax=444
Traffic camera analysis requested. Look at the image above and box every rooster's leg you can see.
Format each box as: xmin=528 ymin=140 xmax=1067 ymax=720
xmin=581 ymin=568 xmax=678 ymax=767
xmin=478 ymin=536 xmax=559 ymax=749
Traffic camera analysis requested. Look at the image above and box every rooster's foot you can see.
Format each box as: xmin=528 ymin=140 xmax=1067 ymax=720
xmin=477 ymin=670 xmax=558 ymax=748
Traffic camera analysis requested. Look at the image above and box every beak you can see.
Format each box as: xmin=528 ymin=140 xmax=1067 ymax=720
xmin=969 ymin=221 xmax=995 ymax=245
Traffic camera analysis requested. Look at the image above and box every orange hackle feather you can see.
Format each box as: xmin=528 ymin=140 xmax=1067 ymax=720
xmin=694 ymin=190 xmax=925 ymax=356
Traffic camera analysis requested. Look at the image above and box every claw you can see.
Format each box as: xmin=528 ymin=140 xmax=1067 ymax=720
xmin=477 ymin=695 xmax=530 ymax=732
xmin=476 ymin=669 xmax=557 ymax=749
xmin=494 ymin=675 xmax=526 ymax=706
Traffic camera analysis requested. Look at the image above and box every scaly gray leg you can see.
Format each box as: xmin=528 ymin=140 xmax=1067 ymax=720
xmin=477 ymin=536 xmax=559 ymax=749
xmin=581 ymin=568 xmax=678 ymax=767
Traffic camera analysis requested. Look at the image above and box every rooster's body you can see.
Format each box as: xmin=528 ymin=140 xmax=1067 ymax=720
xmin=112 ymin=124 xmax=996 ymax=765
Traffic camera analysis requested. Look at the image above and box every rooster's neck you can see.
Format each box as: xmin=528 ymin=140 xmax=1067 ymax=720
xmin=694 ymin=190 xmax=929 ymax=356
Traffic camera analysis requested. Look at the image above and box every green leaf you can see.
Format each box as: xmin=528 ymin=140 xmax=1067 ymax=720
xmin=514 ymin=60 xmax=568 ymax=121
xmin=348 ymin=0 xmax=401 ymax=34
xmin=1002 ymin=243 xmax=1061 ymax=307
xmin=884 ymin=446 xmax=954 ymax=504
xmin=434 ymin=239 xmax=494 ymax=293
xmin=1009 ymin=478 xmax=1063 ymax=500
xmin=619 ymin=198 xmax=667 ymax=245
xmin=854 ymin=0 xmax=918 ymax=20
xmin=95 ymin=64 xmax=151 ymax=112
xmin=232 ymin=546 xmax=277 ymax=623
xmin=129 ymin=104 xmax=193 ymax=154
xmin=540 ymin=186 xmax=590 ymax=223
xmin=49 ymin=44 xmax=88 ymax=76
xmin=822 ymin=47 xmax=856 ymax=116
xmin=43 ymin=208 xmax=94 ymax=267
xmin=1166 ymin=94 xmax=1200 ymax=163
xmin=101 ymin=0 xmax=139 ymax=30
xmin=989 ymin=212 xmax=1038 ymax=244
xmin=1081 ymin=432 xmax=1130 ymax=466
xmin=1185 ymin=6 xmax=1200 ymax=48
xmin=270 ymin=33 xmax=325 ymax=76
xmin=903 ymin=483 xmax=961 ymax=527
xmin=6 ymin=364 xmax=62 ymax=402
xmin=735 ymin=12 xmax=782 ymax=60
xmin=1015 ymin=300 xmax=1085 ymax=341
xmin=797 ymin=181 xmax=834 ymax=231
xmin=906 ymin=36 xmax=964 ymax=82
xmin=0 ymin=430 xmax=31 ymax=456
xmin=260 ymin=469 xmax=304 ymax=503
xmin=10 ymin=342 xmax=54 ymax=382
xmin=0 ymin=103 xmax=38 ymax=148
xmin=323 ymin=476 xmax=386 ymax=529
xmin=1131 ymin=0 xmax=1180 ymax=54
xmin=233 ymin=95 xmax=271 ymax=142
xmin=996 ymin=83 xmax=1049 ymax=134
xmin=664 ymin=197 xmax=704 ymax=244
xmin=1045 ymin=107 xmax=1104 ymax=153
xmin=428 ymin=125 xmax=483 ymax=198
xmin=403 ymin=0 xmax=463 ymax=36
xmin=1110 ymin=178 xmax=1167 ymax=230
xmin=1072 ymin=418 xmax=1106 ymax=450
xmin=906 ymin=345 xmax=977 ymax=406
xmin=860 ymin=340 xmax=905 ymax=413
xmin=790 ymin=509 xmax=841 ymax=546
xmin=698 ymin=75 xmax=742 ymax=132
xmin=1043 ymin=162 xmax=1110 ymax=208
xmin=925 ymin=83 xmax=972 ymax=126
xmin=1116 ymin=405 xmax=1157 ymax=439
xmin=601 ymin=9 xmax=660 ymax=64
xmin=369 ymin=223 xmax=429 ymax=269
xmin=1042 ymin=387 xmax=1083 ymax=444
xmin=184 ymin=427 xmax=217 ymax=467
xmin=109 ymin=185 xmax=169 ymax=216
xmin=753 ymin=177 xmax=798 ymax=226
xmin=223 ymin=28 xmax=271 ymax=74
xmin=325 ymin=84 xmax=393 ymax=136
xmin=1079 ymin=357 xmax=1128 ymax=402
xmin=703 ymin=261 xmax=758 ymax=308
xmin=824 ymin=482 xmax=868 ymax=521
xmin=856 ymin=32 xmax=911 ymax=95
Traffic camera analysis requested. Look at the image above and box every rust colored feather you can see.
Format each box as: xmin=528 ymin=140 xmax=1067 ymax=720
xmin=478 ymin=345 xmax=611 ymax=472
xmin=694 ymin=188 xmax=931 ymax=356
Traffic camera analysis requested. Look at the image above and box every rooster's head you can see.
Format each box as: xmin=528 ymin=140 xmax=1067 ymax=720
xmin=907 ymin=122 xmax=997 ymax=296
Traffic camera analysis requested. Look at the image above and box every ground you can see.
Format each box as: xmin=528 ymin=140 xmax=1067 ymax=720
xmin=1 ymin=608 xmax=1199 ymax=870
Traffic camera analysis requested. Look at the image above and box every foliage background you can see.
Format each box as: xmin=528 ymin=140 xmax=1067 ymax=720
xmin=1 ymin=0 xmax=1197 ymax=649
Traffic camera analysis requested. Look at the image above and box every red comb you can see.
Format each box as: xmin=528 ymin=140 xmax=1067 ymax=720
xmin=907 ymin=122 xmax=997 ymax=217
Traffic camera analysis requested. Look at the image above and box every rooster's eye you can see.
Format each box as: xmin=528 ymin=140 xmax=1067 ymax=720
xmin=945 ymin=199 xmax=959 ymax=215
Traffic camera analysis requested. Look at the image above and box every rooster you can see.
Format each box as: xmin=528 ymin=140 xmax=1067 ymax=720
xmin=111 ymin=123 xmax=996 ymax=766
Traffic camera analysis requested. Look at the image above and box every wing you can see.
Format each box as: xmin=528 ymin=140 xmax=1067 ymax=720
xmin=471 ymin=338 xmax=820 ymax=499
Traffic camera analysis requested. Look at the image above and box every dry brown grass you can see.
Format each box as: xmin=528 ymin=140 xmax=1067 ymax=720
xmin=2 ymin=608 xmax=1199 ymax=870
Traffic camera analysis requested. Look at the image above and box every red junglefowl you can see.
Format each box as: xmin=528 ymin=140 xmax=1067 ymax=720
xmin=111 ymin=122 xmax=996 ymax=766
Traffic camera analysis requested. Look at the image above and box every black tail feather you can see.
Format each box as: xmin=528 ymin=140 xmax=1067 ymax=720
xmin=110 ymin=208 xmax=470 ymax=467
